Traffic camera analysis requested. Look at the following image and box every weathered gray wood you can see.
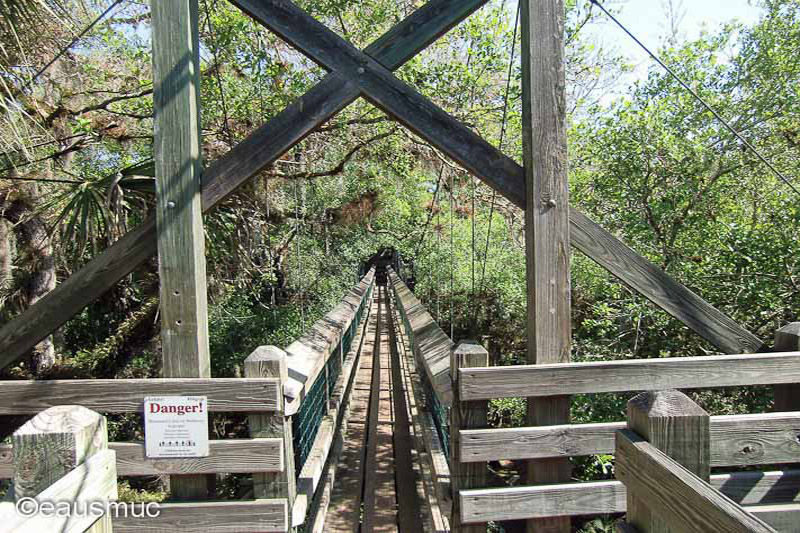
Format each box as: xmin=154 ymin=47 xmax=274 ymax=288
xmin=389 ymin=268 xmax=453 ymax=406
xmin=460 ymin=480 xmax=626 ymax=523
xmin=746 ymin=503 xmax=800 ymax=531
xmin=152 ymin=0 xmax=210 ymax=376
xmin=450 ymin=341 xmax=489 ymax=532
xmin=774 ymin=323 xmax=800 ymax=412
xmin=234 ymin=0 xmax=763 ymax=360
xmin=0 ymin=0 xmax=490 ymax=372
xmin=117 ymin=438 xmax=282 ymax=476
xmin=245 ymin=346 xmax=296 ymax=527
xmin=625 ymin=391 xmax=710 ymax=532
xmin=459 ymin=470 xmax=800 ymax=522
xmin=112 ymin=499 xmax=287 ymax=532
xmin=0 ymin=438 xmax=282 ymax=478
xmin=459 ymin=411 xmax=800 ymax=467
xmin=458 ymin=352 xmax=800 ymax=400
xmin=0 ymin=450 xmax=117 ymax=532
xmin=152 ymin=0 xmax=211 ymax=501
xmin=521 ymin=3 xmax=572 ymax=531
xmin=616 ymin=429 xmax=775 ymax=532
xmin=13 ymin=405 xmax=109 ymax=498
xmin=0 ymin=378 xmax=280 ymax=414
xmin=12 ymin=406 xmax=116 ymax=532
xmin=284 ymin=269 xmax=375 ymax=416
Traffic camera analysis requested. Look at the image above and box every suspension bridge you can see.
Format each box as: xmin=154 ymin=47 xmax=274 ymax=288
xmin=1 ymin=0 xmax=799 ymax=531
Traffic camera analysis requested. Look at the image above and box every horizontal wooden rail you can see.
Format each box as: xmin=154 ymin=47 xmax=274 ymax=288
xmin=388 ymin=268 xmax=453 ymax=406
xmin=0 ymin=450 xmax=117 ymax=532
xmin=458 ymin=352 xmax=800 ymax=400
xmin=284 ymin=268 xmax=374 ymax=415
xmin=0 ymin=378 xmax=281 ymax=414
xmin=615 ymin=429 xmax=775 ymax=532
xmin=0 ymin=438 xmax=283 ymax=478
xmin=292 ymin=287 xmax=371 ymax=527
xmin=458 ymin=469 xmax=800 ymax=523
xmin=113 ymin=499 xmax=287 ymax=532
xmin=459 ymin=411 xmax=800 ymax=466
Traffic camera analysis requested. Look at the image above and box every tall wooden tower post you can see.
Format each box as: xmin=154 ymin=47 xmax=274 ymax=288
xmin=522 ymin=0 xmax=572 ymax=531
xmin=152 ymin=0 xmax=212 ymax=499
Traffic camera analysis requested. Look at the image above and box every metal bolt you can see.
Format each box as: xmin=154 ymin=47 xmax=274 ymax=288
xmin=357 ymin=67 xmax=365 ymax=74
xmin=167 ymin=201 xmax=176 ymax=209
xmin=546 ymin=199 xmax=557 ymax=208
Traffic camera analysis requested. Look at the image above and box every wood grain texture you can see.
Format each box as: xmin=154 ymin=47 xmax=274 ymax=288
xmin=450 ymin=341 xmax=489 ymax=531
xmin=0 ymin=450 xmax=117 ymax=533
xmin=283 ymin=269 xmax=374 ymax=416
xmin=774 ymin=323 xmax=800 ymax=412
xmin=233 ymin=0 xmax=762 ymax=359
xmin=458 ymin=352 xmax=800 ymax=400
xmin=521 ymin=3 xmax=572 ymax=528
xmin=152 ymin=0 xmax=210 ymax=377
xmin=0 ymin=0 xmax=489 ymax=371
xmin=459 ymin=412 xmax=800 ymax=467
xmin=389 ymin=268 xmax=453 ymax=406
xmin=616 ymin=430 xmax=775 ymax=533
xmin=746 ymin=503 xmax=800 ymax=531
xmin=151 ymin=0 xmax=211 ymax=500
xmin=459 ymin=470 xmax=800 ymax=522
xmin=626 ymin=391 xmax=710 ymax=532
xmin=9 ymin=406 xmax=116 ymax=532
xmin=0 ymin=438 xmax=284 ymax=478
xmin=245 ymin=346 xmax=295 ymax=519
xmin=113 ymin=499 xmax=288 ymax=532
xmin=13 ymin=405 xmax=108 ymax=498
xmin=0 ymin=378 xmax=280 ymax=414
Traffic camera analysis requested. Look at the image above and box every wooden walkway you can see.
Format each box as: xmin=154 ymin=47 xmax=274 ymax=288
xmin=327 ymin=286 xmax=425 ymax=532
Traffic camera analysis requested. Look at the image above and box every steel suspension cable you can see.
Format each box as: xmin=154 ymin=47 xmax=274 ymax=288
xmin=18 ymin=0 xmax=125 ymax=94
xmin=590 ymin=0 xmax=800 ymax=197
xmin=478 ymin=2 xmax=521 ymax=299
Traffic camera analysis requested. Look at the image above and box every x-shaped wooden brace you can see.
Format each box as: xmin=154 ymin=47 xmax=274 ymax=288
xmin=0 ymin=0 xmax=761 ymax=370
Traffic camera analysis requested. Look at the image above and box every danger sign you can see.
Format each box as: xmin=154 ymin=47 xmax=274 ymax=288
xmin=144 ymin=396 xmax=209 ymax=458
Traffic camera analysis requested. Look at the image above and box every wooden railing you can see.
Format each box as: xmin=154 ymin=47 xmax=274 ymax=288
xmin=1 ymin=406 xmax=117 ymax=532
xmin=276 ymin=267 xmax=376 ymax=528
xmin=616 ymin=390 xmax=776 ymax=532
xmin=388 ymin=269 xmax=456 ymax=530
xmin=0 ymin=377 xmax=288 ymax=531
xmin=386 ymin=273 xmax=800 ymax=531
xmin=453 ymin=328 xmax=800 ymax=530
xmin=0 ymin=269 xmax=377 ymax=532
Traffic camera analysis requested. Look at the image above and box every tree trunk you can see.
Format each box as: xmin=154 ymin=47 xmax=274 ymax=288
xmin=1 ymin=182 xmax=57 ymax=374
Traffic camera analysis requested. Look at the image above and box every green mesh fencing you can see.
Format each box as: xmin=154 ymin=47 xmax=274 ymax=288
xmin=389 ymin=274 xmax=451 ymax=461
xmin=419 ymin=361 xmax=451 ymax=461
xmin=292 ymin=279 xmax=374 ymax=475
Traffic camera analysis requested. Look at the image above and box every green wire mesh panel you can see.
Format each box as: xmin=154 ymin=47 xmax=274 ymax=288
xmin=292 ymin=366 xmax=328 ymax=474
xmin=390 ymin=278 xmax=451 ymax=460
xmin=292 ymin=281 xmax=374 ymax=475
xmin=419 ymin=363 xmax=451 ymax=461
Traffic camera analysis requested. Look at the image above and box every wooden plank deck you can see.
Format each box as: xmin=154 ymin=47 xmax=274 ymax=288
xmin=325 ymin=285 xmax=423 ymax=532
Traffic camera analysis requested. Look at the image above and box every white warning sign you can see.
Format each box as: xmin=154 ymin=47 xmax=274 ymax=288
xmin=144 ymin=396 xmax=209 ymax=458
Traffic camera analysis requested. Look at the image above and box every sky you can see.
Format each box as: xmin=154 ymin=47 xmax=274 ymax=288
xmin=584 ymin=0 xmax=764 ymax=84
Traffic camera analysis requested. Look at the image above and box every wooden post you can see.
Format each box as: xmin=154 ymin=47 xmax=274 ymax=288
xmin=451 ymin=340 xmax=489 ymax=532
xmin=774 ymin=323 xmax=800 ymax=411
xmin=245 ymin=346 xmax=296 ymax=521
xmin=13 ymin=405 xmax=116 ymax=532
xmin=152 ymin=0 xmax=211 ymax=500
xmin=625 ymin=390 xmax=710 ymax=532
xmin=521 ymin=0 xmax=572 ymax=531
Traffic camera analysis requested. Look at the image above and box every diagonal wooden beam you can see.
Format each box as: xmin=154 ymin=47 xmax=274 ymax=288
xmin=236 ymin=0 xmax=763 ymax=355
xmin=0 ymin=0 xmax=490 ymax=371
